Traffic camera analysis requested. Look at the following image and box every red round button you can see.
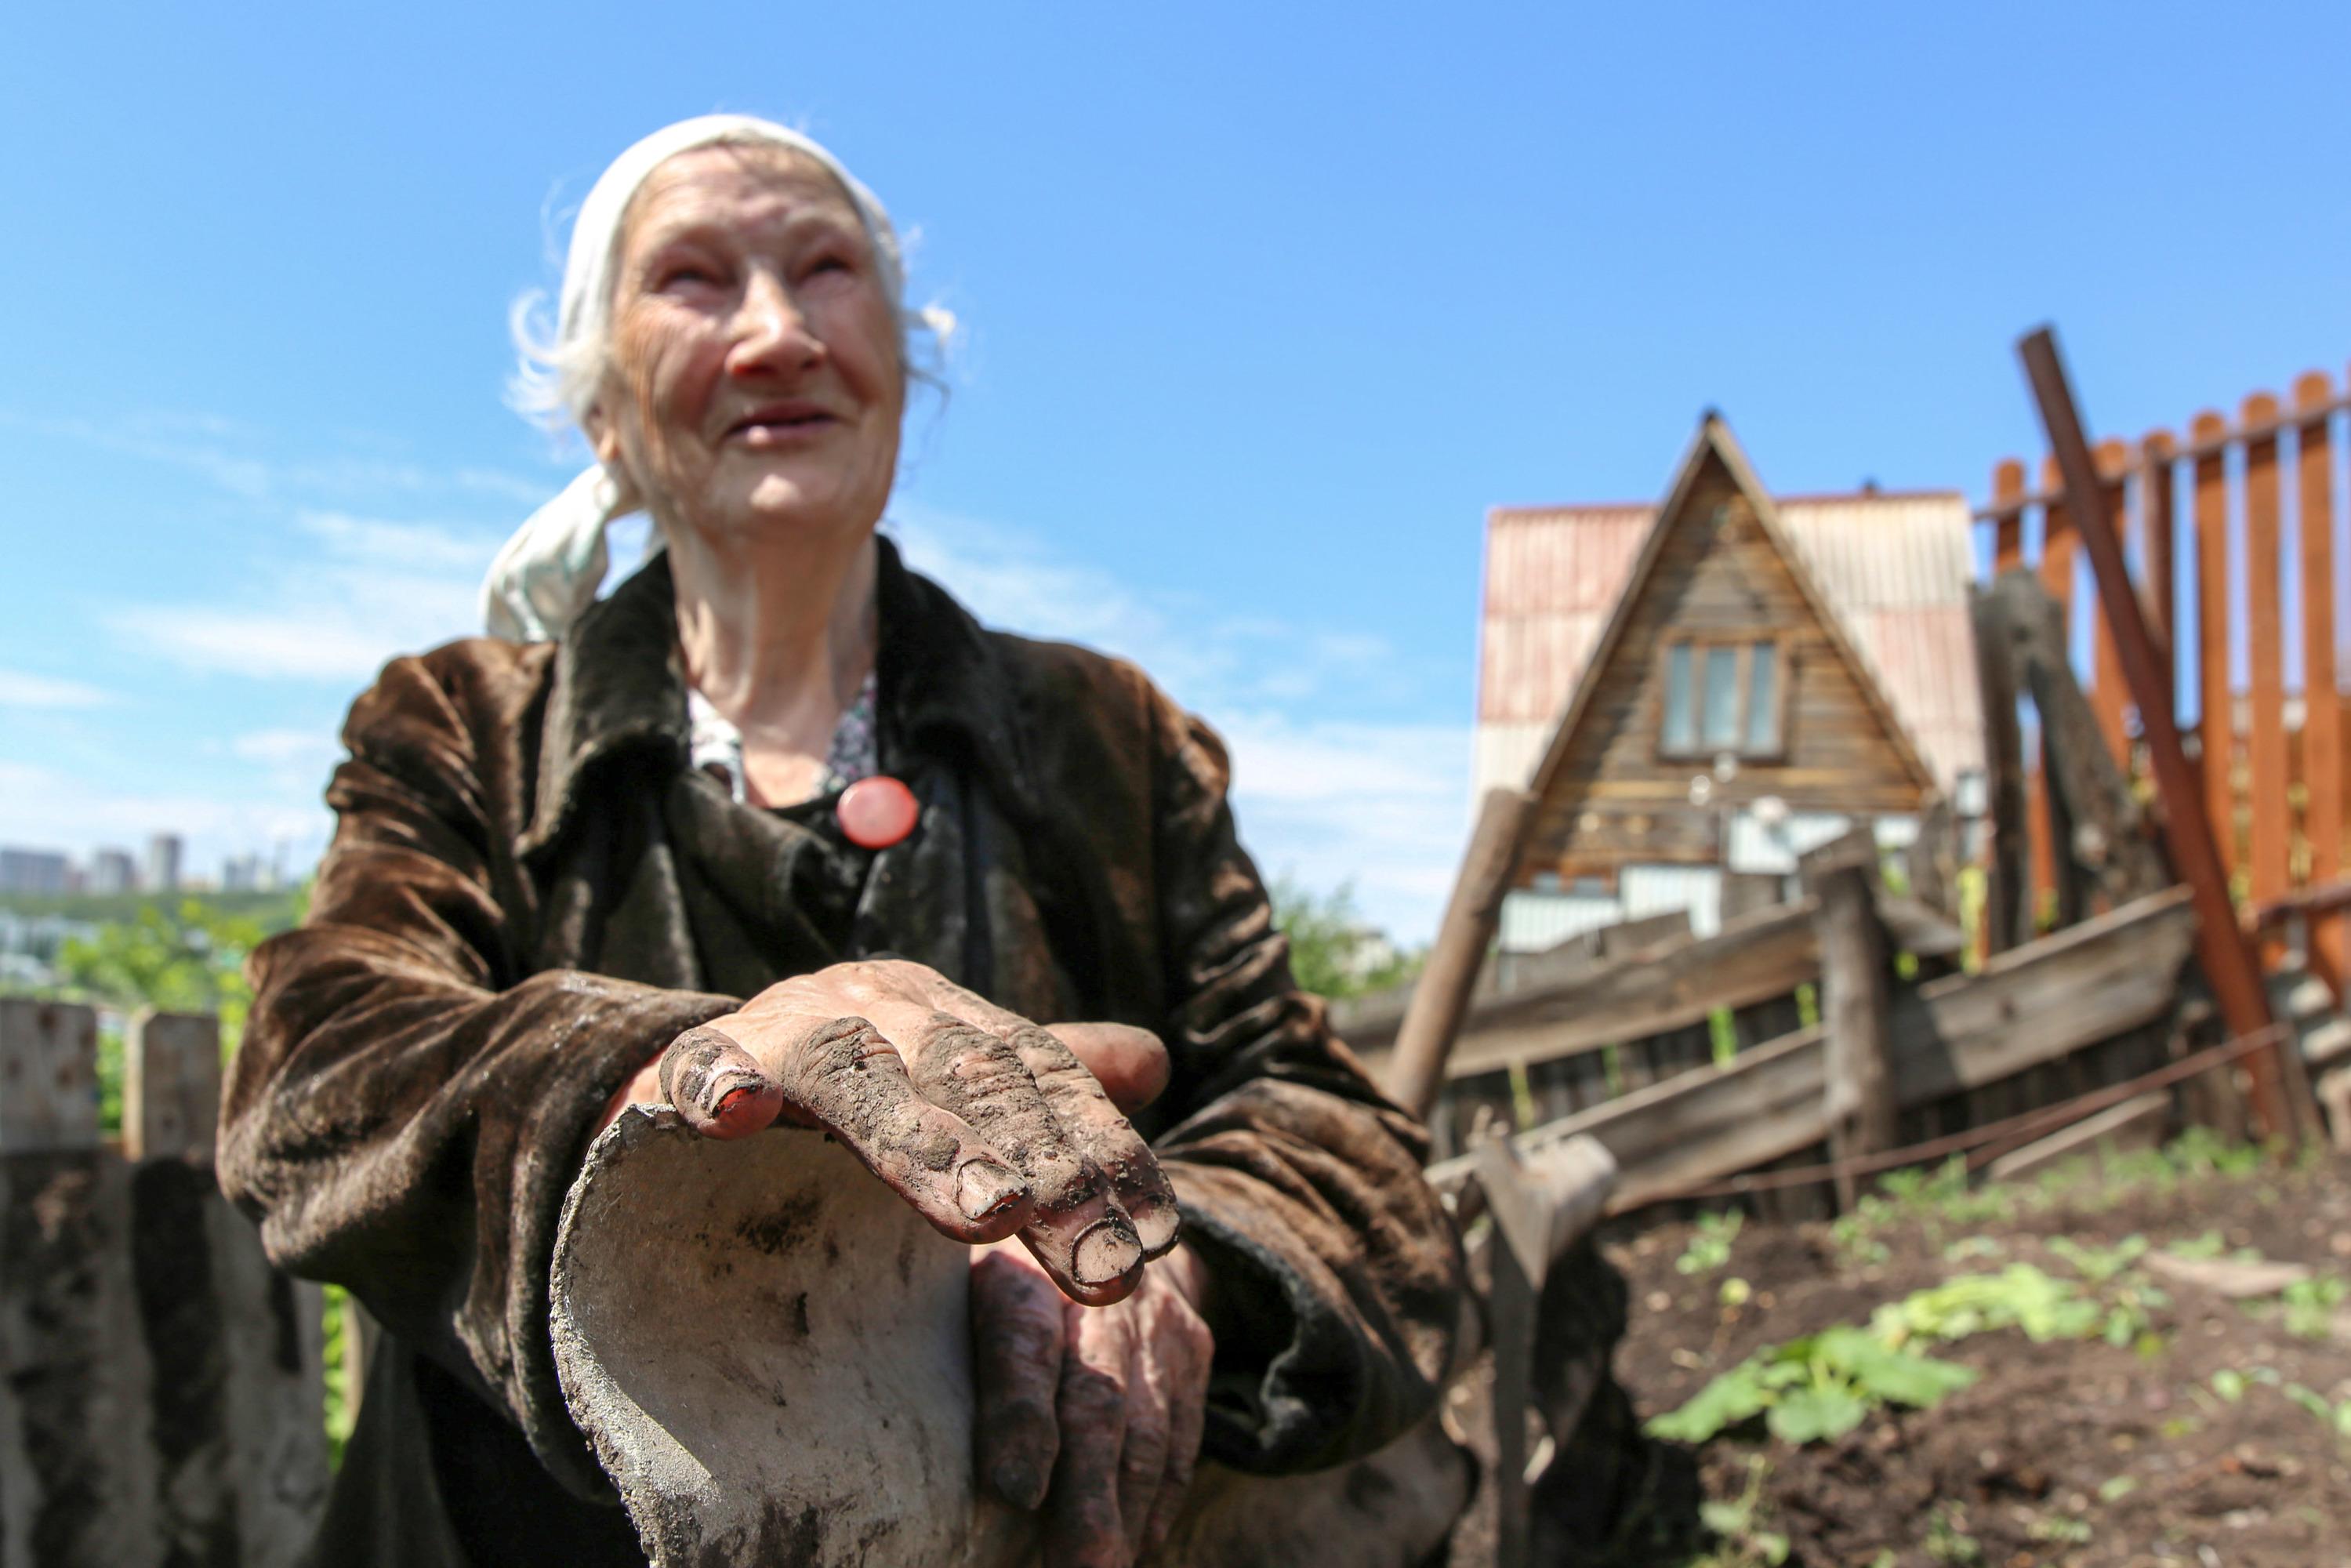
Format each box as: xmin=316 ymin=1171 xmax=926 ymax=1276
xmin=836 ymin=775 xmax=919 ymax=849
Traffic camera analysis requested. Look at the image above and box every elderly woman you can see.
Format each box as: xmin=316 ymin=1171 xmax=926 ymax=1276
xmin=220 ymin=116 xmax=1463 ymax=1568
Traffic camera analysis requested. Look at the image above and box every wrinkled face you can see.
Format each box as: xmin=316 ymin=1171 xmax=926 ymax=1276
xmin=590 ymin=143 xmax=905 ymax=550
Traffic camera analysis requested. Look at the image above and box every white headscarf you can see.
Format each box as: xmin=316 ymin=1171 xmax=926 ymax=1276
xmin=482 ymin=114 xmax=922 ymax=642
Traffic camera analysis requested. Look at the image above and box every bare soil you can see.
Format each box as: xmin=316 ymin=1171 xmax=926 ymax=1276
xmin=1604 ymin=1150 xmax=2351 ymax=1566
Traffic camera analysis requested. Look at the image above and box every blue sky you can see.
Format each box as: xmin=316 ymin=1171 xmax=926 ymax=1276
xmin=5 ymin=2 xmax=2349 ymax=939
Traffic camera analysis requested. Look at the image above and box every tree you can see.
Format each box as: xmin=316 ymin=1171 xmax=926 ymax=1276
xmin=1267 ymin=876 xmax=1423 ymax=1001
xmin=54 ymin=896 xmax=281 ymax=1044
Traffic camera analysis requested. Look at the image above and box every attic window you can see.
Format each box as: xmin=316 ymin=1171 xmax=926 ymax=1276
xmin=1660 ymin=637 xmax=1787 ymax=760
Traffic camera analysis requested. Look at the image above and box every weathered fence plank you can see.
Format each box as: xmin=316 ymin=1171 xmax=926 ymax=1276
xmin=0 ymin=998 xmax=100 ymax=1154
xmin=2297 ymin=371 xmax=2343 ymax=986
xmin=1510 ymin=887 xmax=2197 ymax=1214
xmin=0 ymin=1004 xmax=327 ymax=1568
xmin=2140 ymin=430 xmax=2177 ymax=658
xmin=1807 ymin=837 xmax=1896 ymax=1209
xmin=2244 ymin=391 xmax=2291 ymax=962
xmin=2190 ymin=409 xmax=2236 ymax=880
xmin=2091 ymin=437 xmax=2133 ymax=766
xmin=125 ymin=1010 xmax=220 ymax=1163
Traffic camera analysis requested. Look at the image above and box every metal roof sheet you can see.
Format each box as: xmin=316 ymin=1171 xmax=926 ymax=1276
xmin=1475 ymin=489 xmax=1984 ymax=793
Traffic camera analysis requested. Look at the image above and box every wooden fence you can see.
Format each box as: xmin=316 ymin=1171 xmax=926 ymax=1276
xmin=0 ymin=998 xmax=326 ymax=1568
xmin=1981 ymin=365 xmax=2351 ymax=985
xmin=1349 ymin=846 xmax=2203 ymax=1224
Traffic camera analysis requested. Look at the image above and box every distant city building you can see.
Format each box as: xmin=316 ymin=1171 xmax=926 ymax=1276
xmin=146 ymin=833 xmax=184 ymax=895
xmin=219 ymin=852 xmax=279 ymax=891
xmin=89 ymin=847 xmax=138 ymax=895
xmin=0 ymin=847 xmax=71 ymax=895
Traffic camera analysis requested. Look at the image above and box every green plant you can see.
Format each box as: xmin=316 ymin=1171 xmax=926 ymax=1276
xmin=2168 ymin=1229 xmax=2228 ymax=1260
xmin=321 ymin=1284 xmax=360 ymax=1468
xmin=1925 ymin=1503 xmax=1981 ymax=1563
xmin=2029 ymin=1513 xmax=2093 ymax=1545
xmin=2164 ymin=1125 xmax=2265 ymax=1179
xmin=1266 ymin=877 xmax=1422 ymax=1000
xmin=2046 ymin=1233 xmax=2149 ymax=1284
xmin=1874 ymin=1264 xmax=2102 ymax=1345
xmin=1648 ymin=1325 xmax=1976 ymax=1446
xmin=1693 ymin=1455 xmax=1789 ymax=1567
xmin=2281 ymin=1275 xmax=2348 ymax=1339
xmin=1707 ymin=1006 xmax=1738 ymax=1066
xmin=2284 ymin=1382 xmax=2351 ymax=1437
xmin=1678 ymin=1210 xmax=1745 ymax=1276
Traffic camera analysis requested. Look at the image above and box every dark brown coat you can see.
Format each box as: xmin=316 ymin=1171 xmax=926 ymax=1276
xmin=219 ymin=540 xmax=1464 ymax=1566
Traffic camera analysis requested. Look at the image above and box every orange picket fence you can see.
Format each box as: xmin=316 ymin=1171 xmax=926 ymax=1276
xmin=1981 ymin=365 xmax=2351 ymax=993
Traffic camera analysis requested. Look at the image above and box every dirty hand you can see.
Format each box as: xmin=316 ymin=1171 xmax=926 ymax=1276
xmin=972 ymin=1236 xmax=1216 ymax=1567
xmin=598 ymin=957 xmax=1179 ymax=1305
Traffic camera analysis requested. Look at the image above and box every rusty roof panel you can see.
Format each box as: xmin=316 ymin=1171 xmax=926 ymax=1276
xmin=1475 ymin=490 xmax=1986 ymax=793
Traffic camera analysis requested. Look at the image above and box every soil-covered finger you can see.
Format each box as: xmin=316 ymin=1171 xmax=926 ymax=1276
xmin=767 ymin=1014 xmax=1032 ymax=1241
xmin=889 ymin=1011 xmax=1145 ymax=1299
xmin=971 ymin=1249 xmax=1065 ymax=1511
xmin=1007 ymin=1025 xmax=1182 ymax=1258
xmin=1114 ymin=1334 xmax=1172 ymax=1560
xmin=1141 ymin=1308 xmax=1214 ymax=1552
xmin=657 ymin=1025 xmax=784 ymax=1139
xmin=1046 ymin=1312 xmax=1132 ymax=1568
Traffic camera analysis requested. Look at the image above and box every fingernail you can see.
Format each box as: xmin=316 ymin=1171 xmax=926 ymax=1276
xmin=956 ymin=1159 xmax=1027 ymax=1221
xmin=990 ymin=1457 xmax=1046 ymax=1511
xmin=1071 ymin=1218 xmax=1144 ymax=1286
xmin=1128 ymin=1194 xmax=1181 ymax=1255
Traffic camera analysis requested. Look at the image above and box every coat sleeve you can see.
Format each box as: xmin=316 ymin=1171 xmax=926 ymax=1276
xmin=1139 ymin=688 xmax=1464 ymax=1475
xmin=216 ymin=648 xmax=736 ymax=1498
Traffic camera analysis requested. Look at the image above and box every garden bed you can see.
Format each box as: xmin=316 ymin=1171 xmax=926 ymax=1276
xmin=1608 ymin=1138 xmax=2351 ymax=1566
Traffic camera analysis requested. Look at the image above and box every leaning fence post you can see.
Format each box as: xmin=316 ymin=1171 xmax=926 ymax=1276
xmin=1385 ymin=787 xmax=1532 ymax=1120
xmin=1803 ymin=832 xmax=1896 ymax=1210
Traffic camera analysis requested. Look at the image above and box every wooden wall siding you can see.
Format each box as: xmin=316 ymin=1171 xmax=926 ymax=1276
xmin=1526 ymin=454 xmax=1931 ymax=880
xmin=1983 ymin=361 xmax=2351 ymax=993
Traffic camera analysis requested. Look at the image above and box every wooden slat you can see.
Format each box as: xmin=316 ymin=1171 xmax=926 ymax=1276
xmin=2035 ymin=456 xmax=2076 ymax=927
xmin=1809 ymin=841 xmax=1895 ymax=1209
xmin=2142 ymin=430 xmax=2179 ymax=660
xmin=2298 ymin=372 xmax=2344 ymax=987
xmin=2092 ymin=437 xmax=2134 ymax=766
xmin=1994 ymin=458 xmax=2027 ymax=572
xmin=124 ymin=1010 xmax=221 ymax=1163
xmin=2193 ymin=409 xmax=2236 ymax=880
xmin=1973 ymin=583 xmax=2031 ymax=955
xmin=0 ymin=999 xmax=100 ymax=1155
xmin=2245 ymin=392 xmax=2291 ymax=953
xmin=1511 ymin=887 xmax=2197 ymax=1211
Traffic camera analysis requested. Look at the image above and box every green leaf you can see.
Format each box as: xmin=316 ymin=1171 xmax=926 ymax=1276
xmin=1699 ymin=1500 xmax=1751 ymax=1536
xmin=1768 ymin=1385 xmax=1870 ymax=1443
xmin=2211 ymin=1369 xmax=2247 ymax=1403
xmin=1810 ymin=1326 xmax=1978 ymax=1409
xmin=2287 ymin=1383 xmax=2332 ymax=1421
xmin=1647 ymin=1364 xmax=1772 ymax=1444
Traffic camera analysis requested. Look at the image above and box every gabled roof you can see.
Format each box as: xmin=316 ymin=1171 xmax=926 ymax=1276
xmin=1521 ymin=412 xmax=1944 ymax=806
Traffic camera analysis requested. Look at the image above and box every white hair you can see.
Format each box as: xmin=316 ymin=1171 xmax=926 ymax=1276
xmin=483 ymin=116 xmax=952 ymax=641
xmin=506 ymin=113 xmax=952 ymax=429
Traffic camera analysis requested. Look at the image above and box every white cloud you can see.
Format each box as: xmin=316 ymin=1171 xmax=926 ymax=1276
xmin=107 ymin=511 xmax=500 ymax=681
xmin=0 ymin=669 xmax=114 ymax=710
xmin=889 ymin=506 xmax=1469 ymax=942
xmin=0 ymin=408 xmax=553 ymax=512
xmin=1218 ymin=716 xmax=1472 ymax=943
xmin=77 ymin=473 xmax=1471 ymax=938
xmin=0 ymin=759 xmax=327 ymax=877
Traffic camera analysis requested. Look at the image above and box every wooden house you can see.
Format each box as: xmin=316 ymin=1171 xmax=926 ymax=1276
xmin=1475 ymin=414 xmax=1984 ymax=947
